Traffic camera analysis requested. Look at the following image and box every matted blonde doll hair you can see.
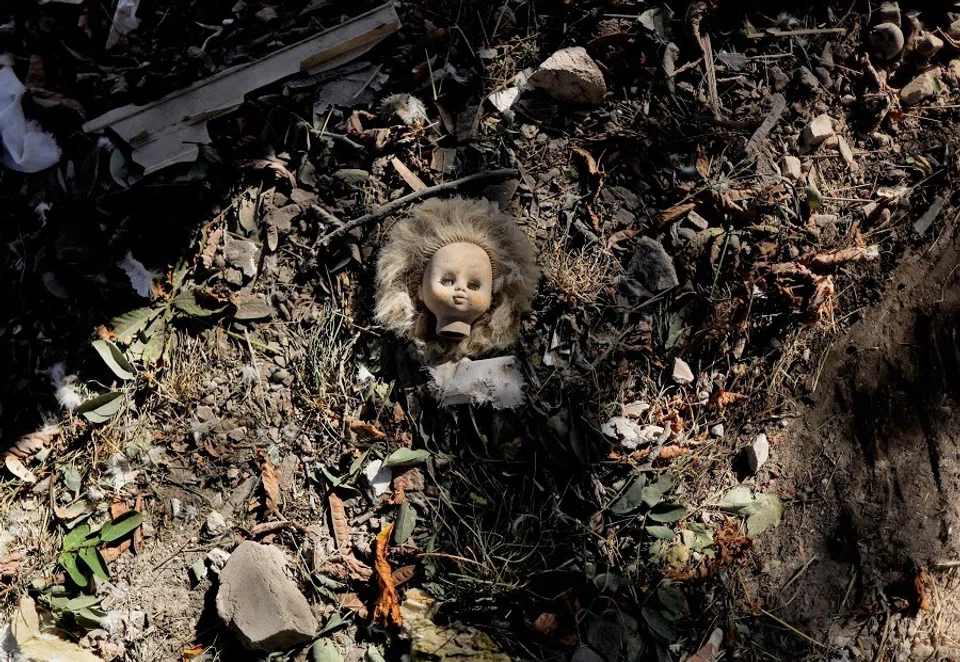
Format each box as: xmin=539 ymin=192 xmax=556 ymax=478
xmin=375 ymin=196 xmax=540 ymax=362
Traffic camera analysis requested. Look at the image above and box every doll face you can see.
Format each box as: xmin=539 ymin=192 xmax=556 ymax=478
xmin=420 ymin=243 xmax=493 ymax=339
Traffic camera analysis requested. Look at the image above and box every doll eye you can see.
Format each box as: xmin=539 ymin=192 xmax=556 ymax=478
xmin=440 ymin=275 xmax=455 ymax=286
xmin=467 ymin=280 xmax=481 ymax=291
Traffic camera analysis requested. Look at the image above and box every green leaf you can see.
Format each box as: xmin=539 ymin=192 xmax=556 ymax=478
xmin=59 ymin=552 xmax=88 ymax=588
xmin=645 ymin=525 xmax=675 ymax=540
xmin=66 ymin=595 xmax=103 ymax=611
xmin=364 ymin=647 xmax=386 ymax=662
xmin=77 ymin=391 xmax=125 ymax=424
xmin=640 ymin=473 xmax=674 ymax=509
xmin=92 ymin=340 xmax=135 ymax=380
xmin=392 ymin=502 xmax=416 ymax=545
xmin=99 ymin=511 xmax=143 ymax=543
xmin=172 ymin=288 xmax=227 ymax=318
xmin=805 ymin=183 xmax=822 ymax=211
xmin=717 ymin=486 xmax=755 ymax=512
xmin=78 ymin=546 xmax=109 ymax=581
xmin=657 ymin=585 xmax=684 ymax=621
xmin=310 ymin=640 xmax=343 ymax=662
xmin=74 ymin=606 xmax=107 ymax=630
xmin=318 ymin=464 xmax=343 ymax=488
xmin=609 ymin=474 xmax=647 ymax=516
xmin=63 ymin=523 xmax=91 ymax=552
xmin=745 ymin=494 xmax=783 ymax=538
xmin=61 ymin=464 xmax=82 ymax=494
xmin=382 ymin=448 xmax=431 ymax=470
xmin=648 ymin=503 xmax=687 ymax=523
xmin=141 ymin=317 xmax=167 ymax=366
xmin=317 ymin=612 xmax=347 ymax=637
xmin=641 ymin=605 xmax=676 ymax=642
xmin=111 ymin=307 xmax=158 ymax=345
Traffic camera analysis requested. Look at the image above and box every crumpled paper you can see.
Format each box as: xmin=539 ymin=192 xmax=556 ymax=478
xmin=0 ymin=67 xmax=61 ymax=173
xmin=105 ymin=0 xmax=141 ymax=50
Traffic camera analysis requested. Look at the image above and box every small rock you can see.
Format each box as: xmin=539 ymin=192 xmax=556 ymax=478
xmin=290 ymin=189 xmax=318 ymax=207
xmin=946 ymin=59 xmax=960 ymax=87
xmin=916 ymin=33 xmax=944 ymax=59
xmin=601 ymin=416 xmax=646 ymax=450
xmin=769 ymin=65 xmax=790 ymax=91
xmin=801 ymin=114 xmax=835 ymax=146
xmin=836 ymin=136 xmax=857 ymax=170
xmin=265 ymin=204 xmax=300 ymax=235
xmin=629 ymin=237 xmax=679 ymax=292
xmin=878 ymin=2 xmax=900 ymax=25
xmin=672 ymin=358 xmax=694 ymax=386
xmin=205 ymin=511 xmax=227 ymax=536
xmin=781 ymin=154 xmax=802 ymax=181
xmin=216 ymin=542 xmax=318 ymax=651
xmin=255 ymin=6 xmax=278 ymax=22
xmin=207 ymin=548 xmax=231 ymax=572
xmin=223 ymin=238 xmax=259 ymax=278
xmin=269 ymin=368 xmax=290 ymax=385
xmin=949 ymin=18 xmax=960 ymax=41
xmin=911 ymin=644 xmax=934 ymax=661
xmin=621 ymin=401 xmax=650 ymax=419
xmin=233 ymin=294 xmax=275 ymax=321
xmin=528 ymin=46 xmax=607 ymax=105
xmin=334 ymin=169 xmax=370 ymax=185
xmin=869 ymin=23 xmax=905 ymax=61
xmin=170 ymin=498 xmax=181 ymax=519
xmin=814 ymin=66 xmax=833 ymax=88
xmin=900 ymin=69 xmax=940 ymax=106
xmin=747 ymin=433 xmax=770 ymax=473
xmin=710 ymin=424 xmax=725 ymax=439
xmin=794 ymin=66 xmax=820 ymax=94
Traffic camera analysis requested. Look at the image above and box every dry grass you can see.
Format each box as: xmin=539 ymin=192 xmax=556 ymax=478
xmin=541 ymin=238 xmax=622 ymax=304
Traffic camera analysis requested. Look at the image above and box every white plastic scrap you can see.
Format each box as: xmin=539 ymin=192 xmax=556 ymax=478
xmin=0 ymin=68 xmax=61 ymax=173
xmin=362 ymin=459 xmax=392 ymax=498
xmin=105 ymin=0 xmax=141 ymax=50
xmin=428 ymin=356 xmax=525 ymax=409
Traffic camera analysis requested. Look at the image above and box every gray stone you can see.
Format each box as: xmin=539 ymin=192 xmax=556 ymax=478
xmin=223 ymin=238 xmax=259 ymax=278
xmin=265 ymin=204 xmax=300 ymax=235
xmin=672 ymin=358 xmax=694 ymax=386
xmin=205 ymin=511 xmax=227 ymax=536
xmin=869 ymin=23 xmax=904 ymax=61
xmin=917 ymin=33 xmax=944 ymax=59
xmin=794 ymin=66 xmax=820 ymax=94
xmin=900 ymin=69 xmax=941 ymax=106
xmin=529 ymin=47 xmax=607 ymax=105
xmin=781 ymin=154 xmax=802 ymax=181
xmin=216 ymin=542 xmax=318 ymax=651
xmin=769 ymin=66 xmax=790 ymax=91
xmin=747 ymin=433 xmax=770 ymax=473
xmin=710 ymin=424 xmax=725 ymax=439
xmin=911 ymin=644 xmax=934 ymax=661
xmin=629 ymin=236 xmax=679 ymax=292
xmin=334 ymin=169 xmax=370 ymax=185
xmin=801 ymin=114 xmax=834 ymax=146
xmin=601 ymin=416 xmax=645 ymax=450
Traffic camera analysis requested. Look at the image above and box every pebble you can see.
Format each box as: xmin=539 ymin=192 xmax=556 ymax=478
xmin=601 ymin=416 xmax=646 ymax=450
xmin=710 ymin=424 xmax=725 ymax=439
xmin=334 ymin=169 xmax=370 ymax=185
xmin=216 ymin=542 xmax=318 ymax=651
xmin=869 ymin=23 xmax=905 ymax=61
xmin=781 ymin=154 xmax=802 ymax=181
xmin=747 ymin=433 xmax=770 ymax=473
xmin=916 ymin=33 xmax=944 ymax=59
xmin=911 ymin=644 xmax=934 ymax=661
xmin=223 ymin=238 xmax=259 ymax=278
xmin=794 ymin=66 xmax=821 ymax=94
xmin=621 ymin=401 xmax=650 ymax=419
xmin=801 ymin=114 xmax=835 ymax=146
xmin=205 ymin=511 xmax=227 ymax=535
xmin=528 ymin=46 xmax=607 ymax=105
xmin=769 ymin=66 xmax=790 ymax=91
xmin=672 ymin=358 xmax=695 ymax=386
xmin=170 ymin=498 xmax=181 ymax=519
xmin=195 ymin=405 xmax=216 ymax=422
xmin=900 ymin=69 xmax=940 ymax=106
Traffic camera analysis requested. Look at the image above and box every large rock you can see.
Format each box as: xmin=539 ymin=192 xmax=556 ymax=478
xmin=216 ymin=541 xmax=318 ymax=651
xmin=900 ymin=69 xmax=941 ymax=106
xmin=529 ymin=47 xmax=607 ymax=105
xmin=868 ymin=23 xmax=904 ymax=61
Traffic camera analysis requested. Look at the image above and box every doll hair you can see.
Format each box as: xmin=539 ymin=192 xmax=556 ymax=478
xmin=375 ymin=196 xmax=540 ymax=362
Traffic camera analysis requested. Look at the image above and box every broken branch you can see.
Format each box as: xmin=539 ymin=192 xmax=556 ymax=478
xmin=314 ymin=168 xmax=518 ymax=248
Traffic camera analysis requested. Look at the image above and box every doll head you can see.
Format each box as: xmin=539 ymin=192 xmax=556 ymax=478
xmin=376 ymin=197 xmax=539 ymax=362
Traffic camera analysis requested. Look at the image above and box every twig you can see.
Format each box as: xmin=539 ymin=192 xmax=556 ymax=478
xmin=314 ymin=168 xmax=518 ymax=247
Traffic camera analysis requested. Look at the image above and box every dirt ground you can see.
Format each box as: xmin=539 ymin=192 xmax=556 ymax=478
xmin=6 ymin=0 xmax=960 ymax=661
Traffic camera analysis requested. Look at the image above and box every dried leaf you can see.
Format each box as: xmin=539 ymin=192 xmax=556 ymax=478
xmin=373 ymin=522 xmax=403 ymax=628
xmin=328 ymin=492 xmax=351 ymax=556
xmin=201 ymin=227 xmax=223 ymax=269
xmin=707 ymin=388 xmax=748 ymax=411
xmin=807 ymin=245 xmax=879 ymax=270
xmin=260 ymin=453 xmax=280 ymax=513
xmin=7 ymin=427 xmax=58 ymax=459
xmin=657 ymin=201 xmax=696 ymax=227
xmin=347 ymin=417 xmax=386 ymax=441
xmin=392 ymin=564 xmax=416 ymax=586
xmin=245 ymin=158 xmax=296 ymax=187
xmin=0 ymin=551 xmax=23 ymax=580
xmin=341 ymin=592 xmax=369 ymax=618
xmin=5 ymin=455 xmax=37 ymax=483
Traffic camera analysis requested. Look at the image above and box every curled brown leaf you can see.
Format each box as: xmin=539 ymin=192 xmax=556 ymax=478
xmin=372 ymin=522 xmax=403 ymax=628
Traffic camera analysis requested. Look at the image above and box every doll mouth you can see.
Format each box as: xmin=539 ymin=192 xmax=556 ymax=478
xmin=451 ymin=295 xmax=468 ymax=305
